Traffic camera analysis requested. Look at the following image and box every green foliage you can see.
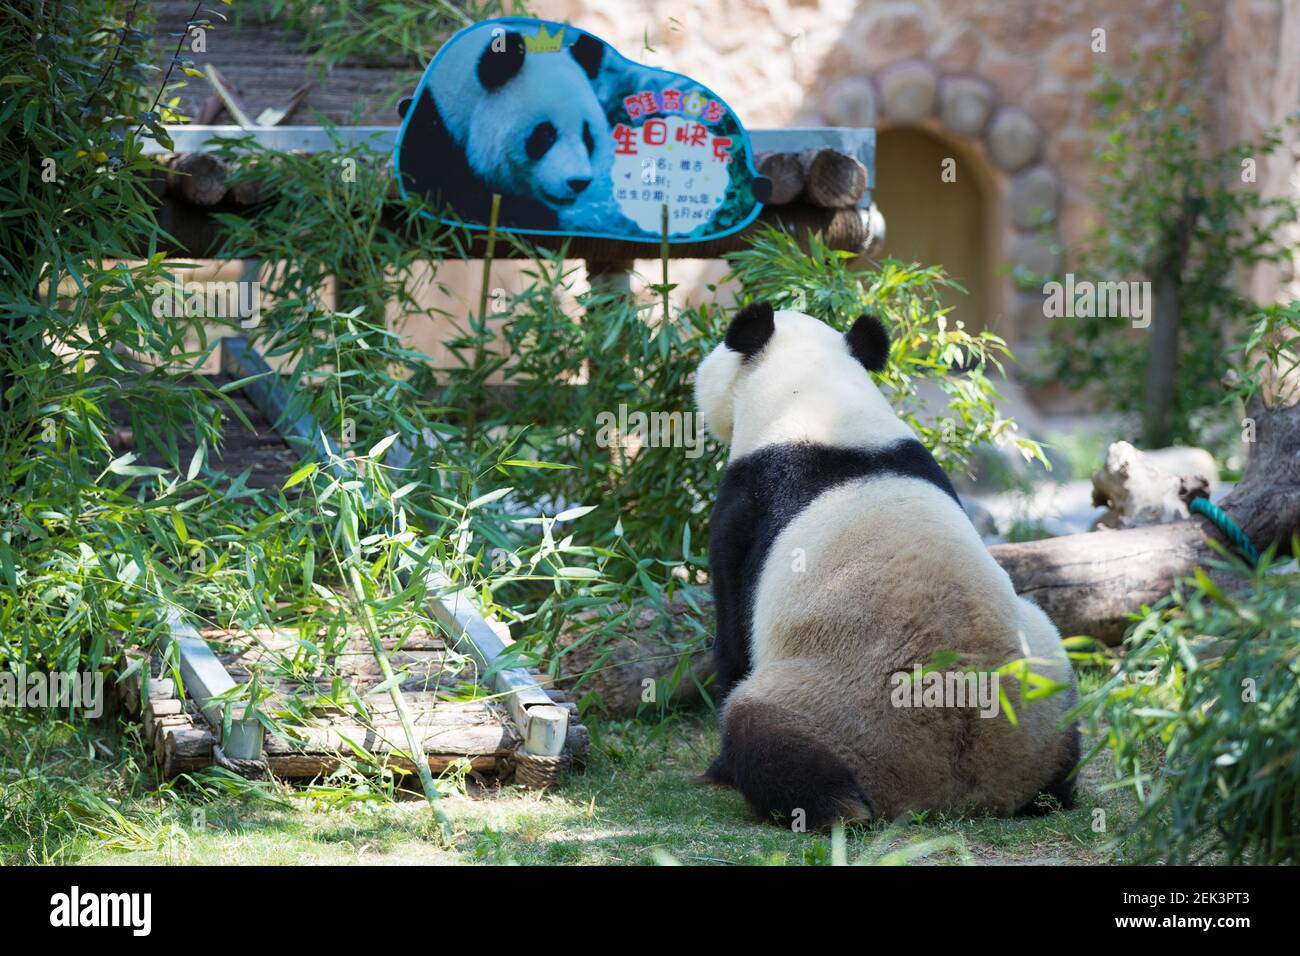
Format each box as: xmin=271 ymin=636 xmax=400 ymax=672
xmin=243 ymin=0 xmax=514 ymax=70
xmin=1 ymin=0 xmax=222 ymax=671
xmin=1226 ymin=299 xmax=1300 ymax=408
xmin=729 ymin=230 xmax=1047 ymax=476
xmin=1078 ymin=548 xmax=1300 ymax=864
xmin=1047 ymin=12 xmax=1297 ymax=448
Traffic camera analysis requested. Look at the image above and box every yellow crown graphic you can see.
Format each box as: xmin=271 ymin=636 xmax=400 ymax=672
xmin=524 ymin=23 xmax=566 ymax=54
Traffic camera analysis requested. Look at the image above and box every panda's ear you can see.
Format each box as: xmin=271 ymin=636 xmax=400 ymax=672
xmin=478 ymin=31 xmax=527 ymax=91
xmin=845 ymin=313 xmax=889 ymax=372
xmin=725 ymin=302 xmax=776 ymax=358
xmin=569 ymin=33 xmax=604 ymax=80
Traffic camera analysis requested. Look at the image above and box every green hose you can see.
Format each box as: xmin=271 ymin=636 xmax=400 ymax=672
xmin=1188 ymin=497 xmax=1260 ymax=566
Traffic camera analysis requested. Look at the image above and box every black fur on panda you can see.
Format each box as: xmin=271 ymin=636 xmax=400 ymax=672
xmin=397 ymin=26 xmax=609 ymax=230
xmin=695 ymin=302 xmax=1080 ymax=828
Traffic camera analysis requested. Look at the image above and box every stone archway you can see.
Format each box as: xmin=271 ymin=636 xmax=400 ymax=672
xmin=814 ymin=58 xmax=1064 ymax=346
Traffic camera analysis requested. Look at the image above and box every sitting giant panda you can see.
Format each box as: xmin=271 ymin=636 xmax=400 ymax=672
xmin=695 ymin=303 xmax=1080 ymax=828
xmin=397 ymin=24 xmax=612 ymax=230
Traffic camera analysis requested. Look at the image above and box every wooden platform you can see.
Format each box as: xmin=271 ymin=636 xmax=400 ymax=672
xmin=120 ymin=625 xmax=585 ymax=785
xmin=109 ymin=356 xmax=587 ymax=789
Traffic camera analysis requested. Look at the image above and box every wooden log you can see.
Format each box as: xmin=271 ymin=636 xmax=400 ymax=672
xmin=1217 ymin=392 xmax=1300 ymax=550
xmin=987 ymin=522 xmax=1220 ymax=644
xmin=755 ymin=151 xmax=805 ymax=205
xmin=142 ymin=697 xmax=184 ymax=743
xmin=800 ymin=147 xmax=868 ymax=208
xmin=146 ymin=679 xmax=176 ymax=702
xmin=161 ymin=726 xmax=215 ymax=778
xmin=552 ymin=518 xmax=1237 ymax=711
xmin=227 ymin=177 xmax=262 ymax=206
xmin=766 ymin=205 xmax=869 ymax=252
xmin=166 ymin=152 xmax=231 ymax=206
xmin=147 ymin=196 xmax=875 ymax=260
xmin=152 ymin=715 xmax=194 ymax=755
xmin=265 ymin=753 xmax=497 ymax=778
xmin=554 ymin=602 xmax=713 ymax=717
xmin=118 ymin=660 xmax=143 ymax=716
xmin=1091 ymin=441 xmax=1211 ymax=529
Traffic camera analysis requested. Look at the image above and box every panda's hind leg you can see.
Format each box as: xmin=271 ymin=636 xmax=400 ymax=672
xmin=696 ymin=753 xmax=734 ymax=788
xmin=1014 ymin=722 xmax=1081 ymax=816
xmin=717 ymin=666 xmax=873 ymax=829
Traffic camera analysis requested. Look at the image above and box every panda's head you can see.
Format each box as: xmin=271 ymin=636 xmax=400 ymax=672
xmin=695 ymin=302 xmax=905 ymax=454
xmin=455 ymin=30 xmax=610 ymax=210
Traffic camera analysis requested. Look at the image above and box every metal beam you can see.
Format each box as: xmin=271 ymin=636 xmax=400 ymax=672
xmin=165 ymin=608 xmax=264 ymax=760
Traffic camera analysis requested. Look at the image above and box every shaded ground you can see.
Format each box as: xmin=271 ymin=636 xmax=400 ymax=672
xmin=1 ymin=712 xmax=1130 ymax=866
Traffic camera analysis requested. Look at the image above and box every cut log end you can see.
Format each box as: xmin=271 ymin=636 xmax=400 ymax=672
xmin=755 ymin=151 xmax=805 ymax=205
xmin=800 ymin=147 xmax=868 ymax=208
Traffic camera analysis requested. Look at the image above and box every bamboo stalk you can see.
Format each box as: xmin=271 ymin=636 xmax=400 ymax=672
xmin=339 ymin=487 xmax=453 ymax=838
xmin=467 ymin=193 xmax=502 ymax=446
xmin=660 ymin=202 xmax=671 ymax=324
xmin=346 ymin=559 xmax=452 ymax=838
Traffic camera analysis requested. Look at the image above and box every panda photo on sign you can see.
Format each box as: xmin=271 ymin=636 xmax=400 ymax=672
xmin=397 ymin=23 xmax=614 ymax=231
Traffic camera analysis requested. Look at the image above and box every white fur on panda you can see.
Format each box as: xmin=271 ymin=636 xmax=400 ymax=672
xmin=696 ymin=307 xmax=1078 ymax=822
xmin=698 ymin=309 xmax=912 ymax=455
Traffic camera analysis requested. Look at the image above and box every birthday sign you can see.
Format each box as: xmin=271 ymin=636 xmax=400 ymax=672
xmin=394 ymin=18 xmax=770 ymax=242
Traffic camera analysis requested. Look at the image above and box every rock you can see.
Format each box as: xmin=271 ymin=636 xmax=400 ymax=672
xmin=837 ymin=3 xmax=930 ymax=72
xmin=1008 ymin=165 xmax=1060 ymax=228
xmin=938 ymin=75 xmax=995 ymax=136
xmin=820 ymin=76 xmax=878 ymax=128
xmin=987 ymin=108 xmax=1043 ymax=171
xmin=929 ymin=24 xmax=982 ymax=72
xmin=1008 ymin=232 xmax=1060 ymax=278
xmin=878 ymin=59 xmax=938 ymax=123
xmin=1045 ymin=34 xmax=1097 ymax=82
xmin=1024 ymin=84 xmax=1077 ymax=133
xmin=979 ymin=51 xmax=1038 ymax=98
xmin=1047 ymin=129 xmax=1093 ymax=168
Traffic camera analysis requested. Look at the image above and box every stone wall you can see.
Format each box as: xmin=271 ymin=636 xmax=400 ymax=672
xmin=535 ymin=0 xmax=1298 ymax=343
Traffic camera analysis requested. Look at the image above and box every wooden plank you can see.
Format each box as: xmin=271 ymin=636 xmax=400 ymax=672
xmin=265 ymin=753 xmax=497 ymax=778
xmin=222 ymin=337 xmax=569 ymax=757
xmin=165 ymin=608 xmax=264 ymax=760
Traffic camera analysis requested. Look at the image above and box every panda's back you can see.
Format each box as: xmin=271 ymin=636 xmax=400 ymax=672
xmin=714 ymin=438 xmax=1022 ymax=672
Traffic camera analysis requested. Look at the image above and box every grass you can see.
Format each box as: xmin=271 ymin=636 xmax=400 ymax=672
xmin=1 ymin=705 xmax=1132 ymax=866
